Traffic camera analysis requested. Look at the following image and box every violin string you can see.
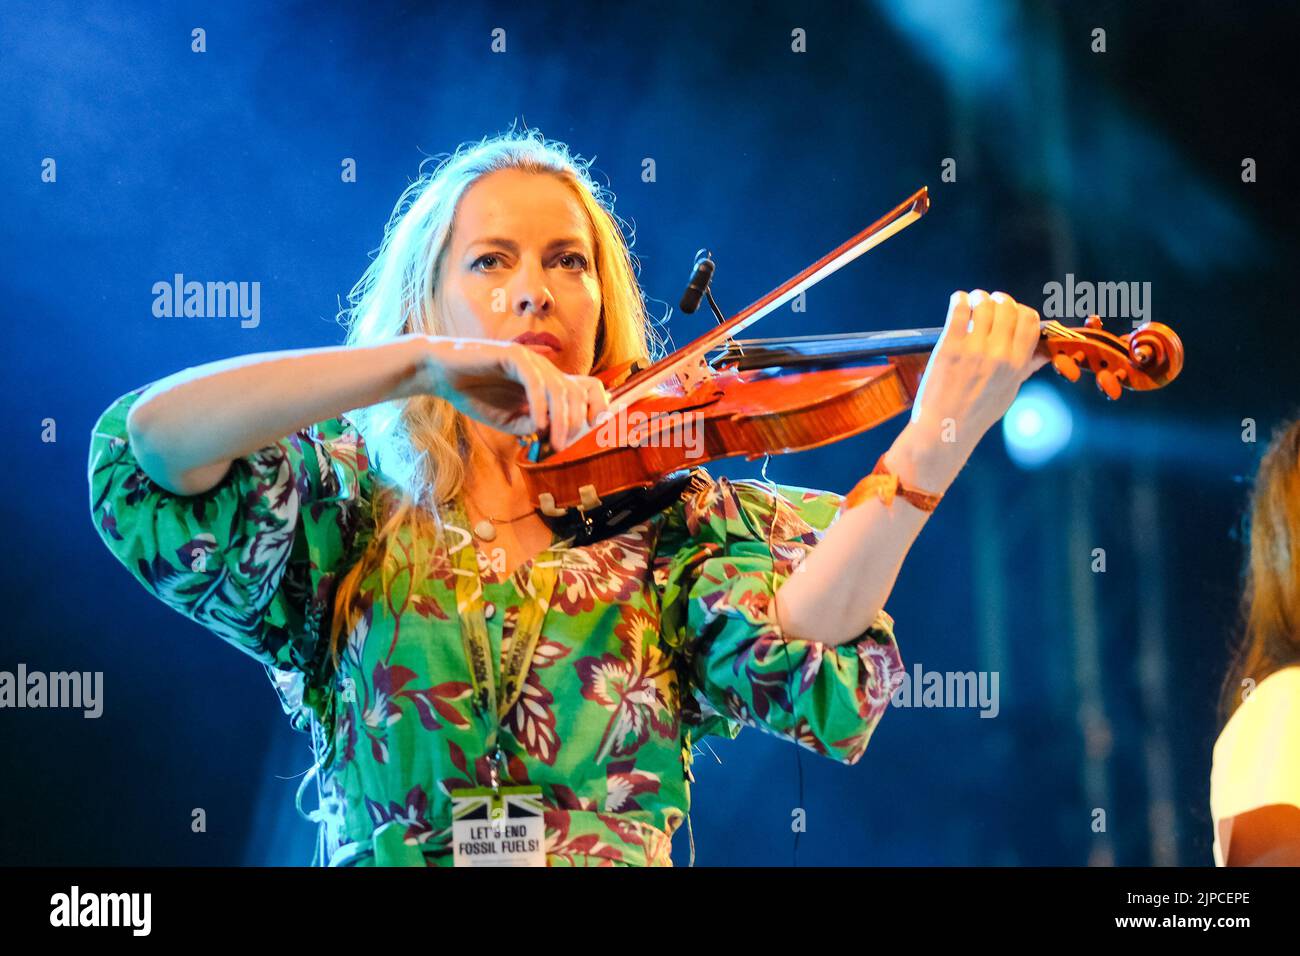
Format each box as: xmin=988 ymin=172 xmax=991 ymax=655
xmin=1043 ymin=319 xmax=1088 ymax=341
xmin=715 ymin=320 xmax=1090 ymax=364
xmin=719 ymin=336 xmax=925 ymax=358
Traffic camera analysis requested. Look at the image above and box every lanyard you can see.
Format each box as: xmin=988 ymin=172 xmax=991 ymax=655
xmin=444 ymin=497 xmax=564 ymax=794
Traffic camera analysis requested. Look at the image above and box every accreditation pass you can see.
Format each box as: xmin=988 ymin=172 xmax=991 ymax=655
xmin=451 ymin=786 xmax=547 ymax=866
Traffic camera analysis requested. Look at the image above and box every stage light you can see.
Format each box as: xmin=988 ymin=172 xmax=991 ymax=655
xmin=1002 ymin=381 xmax=1073 ymax=468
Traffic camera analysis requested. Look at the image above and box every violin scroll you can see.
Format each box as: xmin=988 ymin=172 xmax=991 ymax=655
xmin=1042 ymin=317 xmax=1184 ymax=401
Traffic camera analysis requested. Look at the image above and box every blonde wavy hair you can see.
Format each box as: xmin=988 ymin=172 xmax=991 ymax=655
xmin=330 ymin=128 xmax=665 ymax=657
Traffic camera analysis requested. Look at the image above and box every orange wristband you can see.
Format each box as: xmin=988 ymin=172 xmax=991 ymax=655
xmin=839 ymin=453 xmax=944 ymax=515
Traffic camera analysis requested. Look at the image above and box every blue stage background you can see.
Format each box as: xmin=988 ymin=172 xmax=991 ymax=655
xmin=1 ymin=0 xmax=1295 ymax=865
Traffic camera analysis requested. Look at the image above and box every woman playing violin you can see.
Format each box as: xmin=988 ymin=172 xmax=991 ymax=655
xmin=88 ymin=128 xmax=1048 ymax=866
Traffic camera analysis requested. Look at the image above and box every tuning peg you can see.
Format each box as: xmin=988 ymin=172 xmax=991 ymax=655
xmin=1085 ymin=314 xmax=1103 ymax=330
xmin=1052 ymin=352 xmax=1081 ymax=382
xmin=1096 ymin=369 xmax=1122 ymax=400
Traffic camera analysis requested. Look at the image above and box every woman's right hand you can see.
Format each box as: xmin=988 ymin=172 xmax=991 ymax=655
xmin=411 ymin=336 xmax=612 ymax=451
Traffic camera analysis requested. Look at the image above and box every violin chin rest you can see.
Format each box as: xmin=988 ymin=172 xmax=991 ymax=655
xmin=537 ymin=469 xmax=699 ymax=546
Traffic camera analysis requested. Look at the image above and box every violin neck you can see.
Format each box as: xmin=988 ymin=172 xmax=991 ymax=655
xmin=711 ymin=327 xmax=943 ymax=371
xmin=712 ymin=320 xmax=1066 ymax=372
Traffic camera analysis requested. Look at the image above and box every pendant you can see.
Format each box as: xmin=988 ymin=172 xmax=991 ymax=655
xmin=473 ymin=519 xmax=497 ymax=541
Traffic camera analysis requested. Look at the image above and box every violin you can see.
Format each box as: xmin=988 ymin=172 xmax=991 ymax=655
xmin=517 ymin=187 xmax=1184 ymax=542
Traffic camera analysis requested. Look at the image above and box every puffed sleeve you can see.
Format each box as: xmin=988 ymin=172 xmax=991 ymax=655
xmin=87 ymin=387 xmax=371 ymax=729
xmin=654 ymin=467 xmax=904 ymax=765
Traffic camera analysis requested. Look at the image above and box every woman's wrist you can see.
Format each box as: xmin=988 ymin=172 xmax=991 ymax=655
xmin=385 ymin=334 xmax=448 ymax=401
xmin=885 ymin=418 xmax=975 ymax=495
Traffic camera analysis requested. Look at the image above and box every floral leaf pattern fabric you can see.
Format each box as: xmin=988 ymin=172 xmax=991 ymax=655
xmin=88 ymin=387 xmax=903 ymax=866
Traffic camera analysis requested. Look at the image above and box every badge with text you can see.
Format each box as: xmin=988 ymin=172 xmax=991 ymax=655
xmin=450 ymin=786 xmax=547 ymax=867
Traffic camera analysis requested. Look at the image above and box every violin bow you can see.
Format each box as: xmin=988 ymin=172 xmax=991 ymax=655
xmin=603 ymin=186 xmax=931 ymax=416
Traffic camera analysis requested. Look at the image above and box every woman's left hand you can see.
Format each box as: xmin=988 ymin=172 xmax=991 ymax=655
xmin=907 ymin=289 xmax=1050 ymax=463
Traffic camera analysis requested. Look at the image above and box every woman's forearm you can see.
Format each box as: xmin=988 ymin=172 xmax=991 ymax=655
xmin=125 ymin=335 xmax=430 ymax=496
xmin=775 ymin=419 xmax=973 ymax=647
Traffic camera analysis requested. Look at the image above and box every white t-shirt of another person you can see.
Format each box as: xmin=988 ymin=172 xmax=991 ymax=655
xmin=1210 ymin=665 xmax=1300 ymax=865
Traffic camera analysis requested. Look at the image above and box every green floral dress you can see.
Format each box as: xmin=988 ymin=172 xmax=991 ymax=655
xmin=88 ymin=388 xmax=902 ymax=866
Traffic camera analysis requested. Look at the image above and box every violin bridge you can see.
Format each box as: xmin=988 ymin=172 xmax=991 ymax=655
xmin=675 ymin=355 xmax=716 ymax=393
